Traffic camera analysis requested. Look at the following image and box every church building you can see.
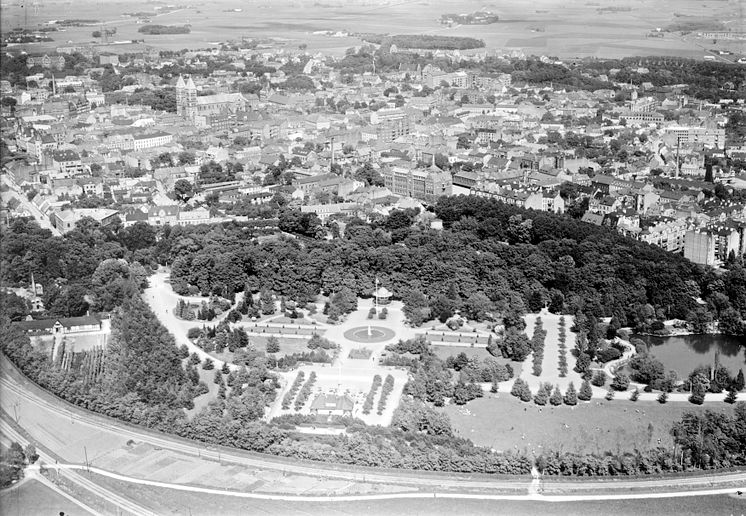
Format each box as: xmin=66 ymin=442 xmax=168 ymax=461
xmin=176 ymin=75 xmax=248 ymax=123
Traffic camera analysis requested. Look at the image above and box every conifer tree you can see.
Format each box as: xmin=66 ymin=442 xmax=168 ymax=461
xmin=519 ymin=382 xmax=533 ymax=402
xmin=510 ymin=378 xmax=524 ymax=398
xmin=534 ymin=384 xmax=549 ymax=405
xmin=735 ymin=369 xmax=745 ymax=392
xmin=564 ymin=382 xmax=578 ymax=405
xmin=550 ymin=385 xmax=563 ymax=406
xmin=578 ymin=379 xmax=593 ymax=401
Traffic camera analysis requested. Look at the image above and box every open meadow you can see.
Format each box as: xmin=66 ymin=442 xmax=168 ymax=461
xmin=442 ymin=396 xmax=736 ymax=456
xmin=1 ymin=0 xmax=741 ymax=58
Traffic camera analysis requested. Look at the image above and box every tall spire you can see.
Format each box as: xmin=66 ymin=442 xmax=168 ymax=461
xmin=176 ymin=75 xmax=186 ymax=89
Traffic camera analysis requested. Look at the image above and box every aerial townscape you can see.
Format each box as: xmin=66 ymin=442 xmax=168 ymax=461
xmin=0 ymin=0 xmax=745 ymax=514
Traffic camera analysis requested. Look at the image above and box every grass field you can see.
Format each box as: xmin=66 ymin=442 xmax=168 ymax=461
xmin=1 ymin=0 xmax=740 ymax=59
xmin=205 ymin=336 xmax=314 ymax=363
xmin=442 ymin=396 xmax=736 ymax=456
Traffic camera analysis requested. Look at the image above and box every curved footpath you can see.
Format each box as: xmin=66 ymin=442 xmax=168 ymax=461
xmin=1 ymin=354 xmax=745 ymax=503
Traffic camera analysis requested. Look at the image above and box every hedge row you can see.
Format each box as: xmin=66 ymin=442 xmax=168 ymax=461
xmin=294 ymin=371 xmax=317 ymax=411
xmin=363 ymin=375 xmax=382 ymax=414
xmin=281 ymin=371 xmax=305 ymax=410
xmin=377 ymin=374 xmax=395 ymax=415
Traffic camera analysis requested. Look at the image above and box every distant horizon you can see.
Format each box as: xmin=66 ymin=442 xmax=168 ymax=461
xmin=1 ymin=0 xmax=742 ymax=61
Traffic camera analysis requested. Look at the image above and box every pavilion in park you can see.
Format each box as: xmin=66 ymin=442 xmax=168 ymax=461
xmin=373 ymin=286 xmax=392 ymax=306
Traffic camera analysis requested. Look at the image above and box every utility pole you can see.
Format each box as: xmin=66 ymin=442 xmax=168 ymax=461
xmin=84 ymin=445 xmax=90 ymax=476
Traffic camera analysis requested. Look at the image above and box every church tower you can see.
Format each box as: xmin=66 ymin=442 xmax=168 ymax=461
xmin=176 ymin=75 xmax=186 ymax=117
xmin=176 ymin=75 xmax=197 ymax=120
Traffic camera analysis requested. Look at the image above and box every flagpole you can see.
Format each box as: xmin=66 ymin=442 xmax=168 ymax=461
xmin=375 ymin=276 xmax=379 ymax=314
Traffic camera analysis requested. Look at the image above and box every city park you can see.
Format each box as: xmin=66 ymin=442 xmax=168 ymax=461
xmin=146 ymin=268 xmax=739 ymax=445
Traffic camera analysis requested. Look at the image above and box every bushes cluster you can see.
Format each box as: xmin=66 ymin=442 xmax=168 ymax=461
xmin=307 ymin=333 xmax=337 ymax=350
xmin=274 ymin=349 xmax=333 ymax=369
xmin=452 ymin=381 xmax=483 ymax=404
xmin=611 ymin=373 xmax=630 ymax=391
xmin=194 ymin=323 xmax=249 ymax=354
xmin=174 ymin=299 xmax=195 ymax=320
xmin=591 ymin=371 xmax=606 ymax=387
xmin=196 ymin=297 xmax=231 ymax=321
xmin=294 ymin=371 xmax=317 ymax=411
xmin=348 ymin=347 xmax=372 ymax=359
xmin=377 ymin=374 xmax=395 ymax=414
xmin=266 ymin=336 xmax=280 ymax=354
xmin=281 ymin=371 xmax=305 ymax=410
xmin=381 ymin=353 xmax=419 ymax=368
xmin=597 ymin=347 xmax=622 ymax=363
xmin=510 ymin=378 xmax=532 ymax=402
xmin=363 ymin=375 xmax=382 ymax=414
xmin=387 ymin=336 xmax=430 ymax=355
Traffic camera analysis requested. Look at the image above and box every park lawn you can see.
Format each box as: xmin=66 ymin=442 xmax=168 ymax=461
xmin=431 ymin=345 xmax=490 ymax=361
xmin=207 ymin=337 xmax=312 ymax=363
xmin=430 ymin=346 xmax=523 ymax=378
xmin=271 ymin=316 xmax=315 ymax=325
xmin=442 ymin=396 xmax=735 ymax=456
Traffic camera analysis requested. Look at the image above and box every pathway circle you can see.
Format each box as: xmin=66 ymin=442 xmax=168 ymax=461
xmin=343 ymin=326 xmax=396 ymax=343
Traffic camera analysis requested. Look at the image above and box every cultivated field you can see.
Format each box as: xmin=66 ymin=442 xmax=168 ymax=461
xmin=2 ymin=0 xmax=741 ymax=58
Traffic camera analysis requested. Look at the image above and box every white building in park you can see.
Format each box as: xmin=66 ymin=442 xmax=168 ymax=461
xmin=309 ymin=394 xmax=354 ymax=417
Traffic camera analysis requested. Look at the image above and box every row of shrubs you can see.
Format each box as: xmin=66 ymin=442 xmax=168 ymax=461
xmin=558 ymin=316 xmax=568 ymax=377
xmin=512 ymin=376 xmax=741 ymax=405
xmin=281 ymin=371 xmax=305 ymax=410
xmin=294 ymin=371 xmax=317 ymax=411
xmin=531 ymin=317 xmax=546 ymax=377
xmin=363 ymin=375 xmax=382 ymax=415
xmin=377 ymin=375 xmax=395 ymax=415
xmin=511 ymin=378 xmax=587 ymax=406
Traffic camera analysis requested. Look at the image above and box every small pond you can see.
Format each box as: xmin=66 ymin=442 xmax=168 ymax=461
xmin=633 ymin=333 xmax=745 ymax=377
